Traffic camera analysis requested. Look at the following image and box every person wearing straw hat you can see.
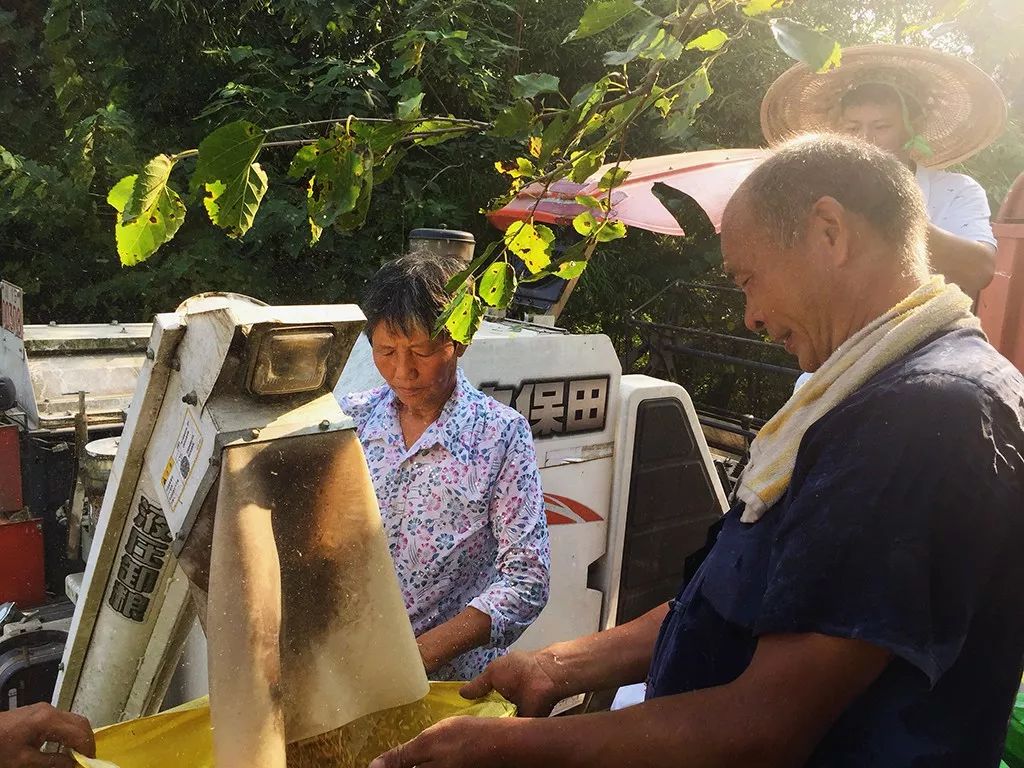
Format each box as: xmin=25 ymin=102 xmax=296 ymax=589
xmin=372 ymin=135 xmax=1024 ymax=768
xmin=762 ymin=44 xmax=1007 ymax=301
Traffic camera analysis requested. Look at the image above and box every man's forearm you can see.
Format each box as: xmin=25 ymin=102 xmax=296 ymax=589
xmin=539 ymin=603 xmax=667 ymax=700
xmin=927 ymin=223 xmax=996 ymax=298
xmin=502 ymin=632 xmax=890 ymax=768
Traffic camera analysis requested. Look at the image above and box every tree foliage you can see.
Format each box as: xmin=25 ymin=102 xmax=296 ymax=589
xmin=0 ymin=0 xmax=1020 ymax=347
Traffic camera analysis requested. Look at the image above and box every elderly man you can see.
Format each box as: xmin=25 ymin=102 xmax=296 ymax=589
xmin=371 ymin=134 xmax=1024 ymax=768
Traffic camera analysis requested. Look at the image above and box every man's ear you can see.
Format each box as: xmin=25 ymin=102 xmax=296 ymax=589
xmin=808 ymin=195 xmax=851 ymax=267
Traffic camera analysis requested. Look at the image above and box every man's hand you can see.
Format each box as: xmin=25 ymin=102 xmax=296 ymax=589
xmin=459 ymin=649 xmax=567 ymax=717
xmin=0 ymin=703 xmax=95 ymax=768
xmin=369 ymin=716 xmax=518 ymax=768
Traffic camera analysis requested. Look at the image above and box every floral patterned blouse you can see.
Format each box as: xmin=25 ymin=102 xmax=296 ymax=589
xmin=339 ymin=368 xmax=550 ymax=680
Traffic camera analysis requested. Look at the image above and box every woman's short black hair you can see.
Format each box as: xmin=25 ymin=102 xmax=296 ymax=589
xmin=362 ymin=250 xmax=463 ymax=341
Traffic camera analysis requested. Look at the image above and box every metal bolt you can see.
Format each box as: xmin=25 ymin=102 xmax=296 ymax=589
xmin=250 ymin=428 xmax=261 ymax=439
xmin=145 ymin=348 xmax=155 ymax=360
xmin=318 ymin=419 xmax=331 ymax=431
xmin=182 ymin=390 xmax=198 ymax=406
xmin=57 ymin=662 xmax=65 ymax=672
xmin=171 ymin=358 xmax=181 ymax=371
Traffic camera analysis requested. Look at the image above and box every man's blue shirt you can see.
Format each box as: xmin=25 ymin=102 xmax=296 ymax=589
xmin=647 ymin=329 xmax=1024 ymax=766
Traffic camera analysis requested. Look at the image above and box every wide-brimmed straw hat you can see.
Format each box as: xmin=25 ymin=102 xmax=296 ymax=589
xmin=760 ymin=44 xmax=1007 ymax=168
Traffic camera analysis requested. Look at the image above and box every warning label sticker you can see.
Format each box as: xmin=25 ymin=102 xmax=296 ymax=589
xmin=162 ymin=410 xmax=202 ymax=509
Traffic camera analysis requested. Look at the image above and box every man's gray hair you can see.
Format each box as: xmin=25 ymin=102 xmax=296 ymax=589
xmin=361 ymin=250 xmax=463 ymax=341
xmin=735 ymin=133 xmax=929 ymax=273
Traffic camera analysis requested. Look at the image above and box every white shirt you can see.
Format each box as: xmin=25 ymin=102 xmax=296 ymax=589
xmin=794 ymin=167 xmax=995 ymax=391
xmin=916 ymin=166 xmax=996 ymax=248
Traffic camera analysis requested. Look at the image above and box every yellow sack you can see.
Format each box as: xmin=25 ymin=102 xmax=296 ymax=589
xmin=75 ymin=682 xmax=516 ymax=768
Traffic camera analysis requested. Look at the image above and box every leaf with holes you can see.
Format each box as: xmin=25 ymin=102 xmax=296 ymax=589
xmin=770 ymin=18 xmax=841 ymax=73
xmin=554 ymin=258 xmax=588 ymax=279
xmin=304 ymin=137 xmax=373 ymax=240
xmin=573 ymin=211 xmax=599 ymax=237
xmin=444 ymin=288 xmax=484 ymax=344
xmin=479 ymin=261 xmax=517 ymax=308
xmin=685 ymin=28 xmax=728 ymax=52
xmin=108 ymin=173 xmax=186 ymax=266
xmin=505 ymin=221 xmax=553 ymax=273
xmin=512 ymin=73 xmax=561 ymax=99
xmin=190 ymin=120 xmax=268 ymax=238
xmin=564 ymin=0 xmax=641 ymax=43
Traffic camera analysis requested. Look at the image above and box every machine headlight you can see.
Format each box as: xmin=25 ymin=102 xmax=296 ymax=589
xmin=246 ymin=326 xmax=336 ymax=396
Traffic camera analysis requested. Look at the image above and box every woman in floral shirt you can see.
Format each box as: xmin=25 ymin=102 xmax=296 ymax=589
xmin=339 ymin=251 xmax=550 ymax=680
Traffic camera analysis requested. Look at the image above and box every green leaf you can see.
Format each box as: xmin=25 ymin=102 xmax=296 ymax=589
xmin=572 ymin=211 xmax=600 ymax=237
xmin=770 ymin=18 xmax=841 ymax=73
xmin=575 ymin=194 xmax=608 ymax=211
xmin=445 ymin=240 xmax=500 ymax=293
xmin=512 ymin=73 xmax=561 ymax=99
xmin=569 ymin=149 xmax=605 ymax=183
xmin=374 ymin=146 xmax=408 ymax=186
xmin=409 ymin=120 xmax=469 ymax=147
xmin=397 ymin=91 xmax=424 ymax=120
xmin=539 ymin=111 xmax=576 ymax=163
xmin=444 ymin=288 xmax=484 ymax=344
xmin=564 ymin=0 xmax=642 ymax=43
xmin=191 ymin=120 xmax=268 ymax=238
xmin=479 ymin=261 xmax=517 ymax=308
xmin=122 ymin=154 xmax=177 ymax=225
xmin=596 ymin=220 xmax=627 ymax=241
xmin=598 ymin=166 xmax=630 ymax=190
xmin=108 ymin=173 xmax=186 ymax=266
xmin=655 ymin=93 xmax=678 ymax=117
xmin=604 ymin=19 xmax=682 ymax=65
xmin=288 ymin=144 xmax=319 ymax=179
xmin=685 ymin=28 xmax=728 ymax=52
xmin=661 ymin=65 xmax=714 ymax=138
xmin=741 ymin=0 xmax=787 ymax=16
xmin=306 ymin=136 xmax=374 ymax=237
xmin=554 ymin=258 xmax=588 ymax=279
xmin=572 ymin=211 xmax=625 ymax=242
xmin=504 ymin=221 xmax=553 ymax=273
xmin=335 ymin=156 xmax=374 ymax=232
xmin=571 ymin=80 xmax=608 ymax=110
xmin=391 ymin=77 xmax=422 ymax=101
xmin=491 ymin=100 xmax=535 ymax=138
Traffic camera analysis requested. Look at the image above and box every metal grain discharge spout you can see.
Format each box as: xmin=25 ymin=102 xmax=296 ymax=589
xmin=53 ymin=293 xmax=428 ymax=768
